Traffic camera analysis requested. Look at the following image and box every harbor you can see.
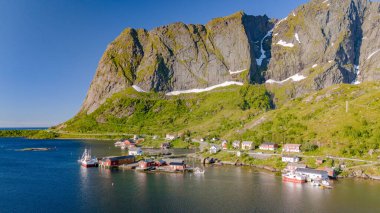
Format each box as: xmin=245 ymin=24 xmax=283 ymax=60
xmin=2 ymin=137 xmax=380 ymax=213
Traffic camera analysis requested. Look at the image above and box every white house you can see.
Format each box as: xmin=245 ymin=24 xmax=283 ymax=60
xmin=285 ymin=163 xmax=307 ymax=172
xmin=295 ymin=168 xmax=329 ymax=180
xmin=232 ymin=141 xmax=240 ymax=149
xmin=283 ymin=144 xmax=301 ymax=153
xmin=129 ymin=147 xmax=143 ymax=156
xmin=165 ymin=134 xmax=178 ymax=141
xmin=242 ymin=141 xmax=253 ymax=150
xmin=209 ymin=145 xmax=221 ymax=154
xmin=221 ymin=140 xmax=228 ymax=150
xmin=282 ymin=155 xmax=300 ymax=163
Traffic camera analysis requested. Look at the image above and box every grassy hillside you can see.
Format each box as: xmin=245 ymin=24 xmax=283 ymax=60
xmin=59 ymin=81 xmax=380 ymax=161
xmin=60 ymin=85 xmax=272 ymax=138
xmin=234 ymin=82 xmax=380 ymax=160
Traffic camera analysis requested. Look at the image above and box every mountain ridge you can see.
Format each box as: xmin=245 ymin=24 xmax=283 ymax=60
xmin=60 ymin=0 xmax=380 ymax=138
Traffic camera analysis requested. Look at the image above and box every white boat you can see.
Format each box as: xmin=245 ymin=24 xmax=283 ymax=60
xmin=193 ymin=167 xmax=205 ymax=175
xmin=114 ymin=141 xmax=124 ymax=147
xmin=79 ymin=148 xmax=98 ymax=167
xmin=321 ymin=180 xmax=330 ymax=186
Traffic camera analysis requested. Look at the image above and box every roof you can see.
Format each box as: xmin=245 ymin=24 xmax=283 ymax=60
xmin=295 ymin=168 xmax=328 ymax=175
xmin=210 ymin=144 xmax=220 ymax=148
xmin=106 ymin=155 xmax=135 ymax=161
xmin=261 ymin=142 xmax=277 ymax=146
xmin=233 ymin=140 xmax=240 ymax=144
xmin=169 ymin=162 xmax=184 ymax=166
xmin=282 ymin=155 xmax=299 ymax=158
xmin=242 ymin=141 xmax=253 ymax=145
xmin=284 ymin=144 xmax=301 ymax=147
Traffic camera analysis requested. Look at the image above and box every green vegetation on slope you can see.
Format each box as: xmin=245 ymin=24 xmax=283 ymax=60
xmin=61 ymin=81 xmax=380 ymax=161
xmin=236 ymin=82 xmax=380 ymax=160
xmin=61 ymin=85 xmax=272 ymax=138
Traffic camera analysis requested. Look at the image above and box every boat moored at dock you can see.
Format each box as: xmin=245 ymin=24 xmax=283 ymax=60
xmin=79 ymin=148 xmax=98 ymax=168
xmin=282 ymin=173 xmax=306 ymax=183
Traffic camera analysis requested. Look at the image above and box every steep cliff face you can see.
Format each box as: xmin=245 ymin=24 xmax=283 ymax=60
xmin=81 ymin=12 xmax=274 ymax=114
xmin=266 ymin=0 xmax=380 ymax=90
xmin=81 ymin=0 xmax=380 ymax=115
xmin=359 ymin=1 xmax=380 ymax=82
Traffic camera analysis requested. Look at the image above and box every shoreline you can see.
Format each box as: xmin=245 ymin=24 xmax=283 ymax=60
xmin=2 ymin=135 xmax=380 ymax=180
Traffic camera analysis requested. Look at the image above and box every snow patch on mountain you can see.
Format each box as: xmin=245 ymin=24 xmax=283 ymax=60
xmin=166 ymin=81 xmax=244 ymax=96
xmin=132 ymin=85 xmax=147 ymax=93
xmin=256 ymin=29 xmax=273 ymax=66
xmin=367 ymin=49 xmax=380 ymax=60
xmin=266 ymin=73 xmax=306 ymax=84
xmin=295 ymin=33 xmax=301 ymax=43
xmin=352 ymin=65 xmax=361 ymax=85
xmin=229 ymin=69 xmax=247 ymax=75
xmin=277 ymin=40 xmax=294 ymax=47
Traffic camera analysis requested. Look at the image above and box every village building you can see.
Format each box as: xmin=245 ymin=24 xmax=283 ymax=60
xmin=259 ymin=142 xmax=278 ymax=151
xmin=232 ymin=141 xmax=241 ymax=149
xmin=221 ymin=140 xmax=228 ymax=150
xmin=285 ymin=163 xmax=307 ymax=172
xmin=135 ymin=138 xmax=145 ymax=144
xmin=128 ymin=147 xmax=143 ymax=156
xmin=283 ymin=144 xmax=301 ymax=153
xmin=133 ymin=135 xmax=139 ymax=140
xmin=123 ymin=139 xmax=134 ymax=146
xmin=138 ymin=159 xmax=155 ymax=169
xmin=209 ymin=145 xmax=221 ymax=154
xmin=241 ymin=141 xmax=253 ymax=150
xmin=295 ymin=168 xmax=329 ymax=180
xmin=165 ymin=134 xmax=178 ymax=141
xmin=161 ymin=142 xmax=171 ymax=149
xmin=99 ymin=155 xmax=135 ymax=168
xmin=155 ymin=159 xmax=167 ymax=167
xmin=316 ymin=158 xmax=325 ymax=165
xmin=169 ymin=161 xmax=186 ymax=171
xmin=322 ymin=167 xmax=337 ymax=178
xmin=282 ymin=155 xmax=300 ymax=163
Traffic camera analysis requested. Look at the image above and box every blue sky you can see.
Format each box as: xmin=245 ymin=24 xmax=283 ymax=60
xmin=0 ymin=0 xmax=309 ymax=127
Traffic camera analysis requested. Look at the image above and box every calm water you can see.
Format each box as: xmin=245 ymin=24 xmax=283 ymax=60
xmin=1 ymin=138 xmax=380 ymax=213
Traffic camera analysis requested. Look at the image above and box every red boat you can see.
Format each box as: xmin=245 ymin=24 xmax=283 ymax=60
xmin=282 ymin=173 xmax=306 ymax=183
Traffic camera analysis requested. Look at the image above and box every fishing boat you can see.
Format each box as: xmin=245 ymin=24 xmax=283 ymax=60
xmin=79 ymin=148 xmax=98 ymax=167
xmin=114 ymin=141 xmax=124 ymax=147
xmin=193 ymin=167 xmax=205 ymax=175
xmin=282 ymin=173 xmax=306 ymax=183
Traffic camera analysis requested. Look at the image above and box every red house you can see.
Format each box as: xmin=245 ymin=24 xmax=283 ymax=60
xmin=259 ymin=142 xmax=278 ymax=151
xmin=138 ymin=159 xmax=155 ymax=169
xmin=99 ymin=155 xmax=135 ymax=168
xmin=169 ymin=161 xmax=186 ymax=171
xmin=124 ymin=139 xmax=135 ymax=146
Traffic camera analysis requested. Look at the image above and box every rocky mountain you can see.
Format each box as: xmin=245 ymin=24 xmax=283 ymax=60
xmin=80 ymin=0 xmax=380 ymax=114
xmin=81 ymin=12 xmax=274 ymax=113
xmin=267 ymin=0 xmax=380 ymax=90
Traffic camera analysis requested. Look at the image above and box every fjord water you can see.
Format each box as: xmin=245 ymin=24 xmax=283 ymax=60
xmin=1 ymin=138 xmax=380 ymax=213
